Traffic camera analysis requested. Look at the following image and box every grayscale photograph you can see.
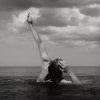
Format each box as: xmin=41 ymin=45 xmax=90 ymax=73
xmin=0 ymin=0 xmax=100 ymax=100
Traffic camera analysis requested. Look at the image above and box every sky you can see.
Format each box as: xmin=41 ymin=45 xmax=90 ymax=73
xmin=0 ymin=0 xmax=100 ymax=66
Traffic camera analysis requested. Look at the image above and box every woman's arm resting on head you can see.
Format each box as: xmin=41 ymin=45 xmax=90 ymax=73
xmin=64 ymin=66 xmax=81 ymax=85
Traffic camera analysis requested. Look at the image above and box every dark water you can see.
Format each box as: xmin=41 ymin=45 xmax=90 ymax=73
xmin=0 ymin=76 xmax=100 ymax=100
xmin=0 ymin=67 xmax=100 ymax=100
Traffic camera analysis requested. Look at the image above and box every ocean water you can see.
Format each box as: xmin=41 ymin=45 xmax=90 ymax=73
xmin=0 ymin=67 xmax=100 ymax=100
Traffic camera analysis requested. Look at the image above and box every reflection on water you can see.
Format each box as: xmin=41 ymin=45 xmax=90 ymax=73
xmin=0 ymin=76 xmax=100 ymax=100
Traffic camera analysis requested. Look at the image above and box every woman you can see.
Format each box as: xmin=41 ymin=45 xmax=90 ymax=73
xmin=27 ymin=14 xmax=81 ymax=85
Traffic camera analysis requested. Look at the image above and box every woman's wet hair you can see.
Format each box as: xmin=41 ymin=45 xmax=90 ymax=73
xmin=50 ymin=58 xmax=63 ymax=64
xmin=50 ymin=58 xmax=64 ymax=69
xmin=45 ymin=58 xmax=64 ymax=82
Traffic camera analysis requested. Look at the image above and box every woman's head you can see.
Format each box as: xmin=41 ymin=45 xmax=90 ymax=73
xmin=48 ymin=58 xmax=65 ymax=82
xmin=49 ymin=58 xmax=66 ymax=70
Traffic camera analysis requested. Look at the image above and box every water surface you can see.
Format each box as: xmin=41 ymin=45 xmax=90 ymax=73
xmin=0 ymin=67 xmax=100 ymax=100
